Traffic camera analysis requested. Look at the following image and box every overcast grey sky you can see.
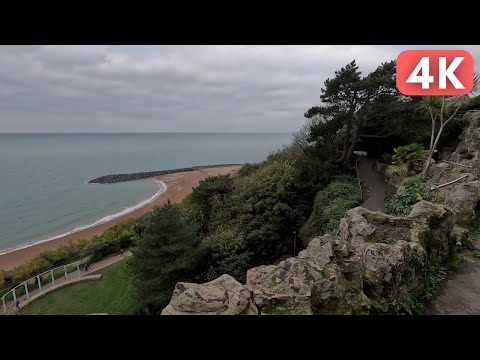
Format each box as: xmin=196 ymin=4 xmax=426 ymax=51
xmin=1 ymin=45 xmax=479 ymax=133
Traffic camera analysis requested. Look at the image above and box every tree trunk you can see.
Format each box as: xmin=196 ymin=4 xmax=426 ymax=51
xmin=429 ymin=113 xmax=436 ymax=150
xmin=344 ymin=129 xmax=359 ymax=166
xmin=423 ymin=124 xmax=444 ymax=176
xmin=338 ymin=123 xmax=351 ymax=163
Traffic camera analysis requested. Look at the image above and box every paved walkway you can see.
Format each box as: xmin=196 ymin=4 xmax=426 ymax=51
xmin=357 ymin=157 xmax=385 ymax=212
xmin=426 ymin=236 xmax=480 ymax=315
xmin=3 ymin=250 xmax=131 ymax=315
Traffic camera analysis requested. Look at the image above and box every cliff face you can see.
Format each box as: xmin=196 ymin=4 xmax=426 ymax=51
xmin=161 ymin=113 xmax=480 ymax=315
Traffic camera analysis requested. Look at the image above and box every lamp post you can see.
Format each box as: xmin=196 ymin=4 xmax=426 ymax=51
xmin=293 ymin=231 xmax=297 ymax=256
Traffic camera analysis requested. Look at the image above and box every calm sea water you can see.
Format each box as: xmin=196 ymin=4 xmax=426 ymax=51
xmin=0 ymin=133 xmax=292 ymax=253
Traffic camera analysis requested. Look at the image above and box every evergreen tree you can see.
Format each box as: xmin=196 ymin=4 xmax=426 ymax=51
xmin=129 ymin=202 xmax=202 ymax=313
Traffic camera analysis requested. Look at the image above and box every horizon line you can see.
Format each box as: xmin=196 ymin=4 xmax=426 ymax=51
xmin=0 ymin=131 xmax=294 ymax=135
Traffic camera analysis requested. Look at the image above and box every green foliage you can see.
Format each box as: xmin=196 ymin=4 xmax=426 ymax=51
xmin=381 ymin=153 xmax=393 ymax=165
xmin=129 ymin=203 xmax=203 ymax=313
xmin=300 ymin=176 xmax=361 ymax=242
xmin=385 ymin=164 xmax=409 ymax=178
xmin=201 ymin=228 xmax=252 ymax=283
xmin=400 ymin=174 xmax=423 ymax=187
xmin=392 ymin=143 xmax=425 ymax=163
xmin=238 ymin=163 xmax=260 ymax=177
xmin=187 ymin=174 xmax=234 ymax=235
xmin=468 ymin=95 xmax=480 ymax=110
xmin=231 ymin=160 xmax=304 ymax=264
xmin=424 ymin=265 xmax=447 ymax=302
xmin=401 ymin=298 xmax=425 ymax=315
xmin=448 ymin=252 xmax=464 ymax=271
xmin=385 ymin=182 xmax=431 ymax=215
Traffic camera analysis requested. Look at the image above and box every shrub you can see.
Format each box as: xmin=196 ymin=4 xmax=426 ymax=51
xmin=201 ymin=228 xmax=252 ymax=283
xmin=381 ymin=153 xmax=393 ymax=165
xmin=392 ymin=143 xmax=425 ymax=164
xmin=238 ymin=163 xmax=260 ymax=177
xmin=385 ymin=163 xmax=409 ymax=178
xmin=401 ymin=174 xmax=423 ymax=187
xmin=385 ymin=182 xmax=431 ymax=215
xmin=300 ymin=176 xmax=361 ymax=244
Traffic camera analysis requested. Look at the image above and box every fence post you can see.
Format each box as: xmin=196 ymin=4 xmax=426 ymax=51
xmin=64 ymin=266 xmax=68 ymax=281
xmin=77 ymin=264 xmax=80 ymax=278
xmin=2 ymin=297 xmax=6 ymax=315
xmin=51 ymin=270 xmax=55 ymax=287
xmin=37 ymin=275 xmax=42 ymax=293
xmin=13 ymin=288 xmax=17 ymax=303
xmin=24 ymin=281 xmax=29 ymax=300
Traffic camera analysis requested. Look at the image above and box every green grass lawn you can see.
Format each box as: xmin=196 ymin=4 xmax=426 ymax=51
xmin=20 ymin=259 xmax=138 ymax=315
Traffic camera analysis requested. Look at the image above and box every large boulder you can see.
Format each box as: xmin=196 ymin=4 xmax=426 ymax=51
xmin=246 ymin=236 xmax=370 ymax=315
xmin=339 ymin=207 xmax=427 ymax=312
xmin=161 ymin=274 xmax=258 ymax=315
xmin=408 ymin=201 xmax=457 ymax=264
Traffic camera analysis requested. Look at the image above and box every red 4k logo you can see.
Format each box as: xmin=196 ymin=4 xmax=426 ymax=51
xmin=396 ymin=50 xmax=474 ymax=96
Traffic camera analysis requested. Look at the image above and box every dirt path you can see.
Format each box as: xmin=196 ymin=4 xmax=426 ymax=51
xmin=357 ymin=157 xmax=385 ymax=212
xmin=426 ymin=236 xmax=480 ymax=315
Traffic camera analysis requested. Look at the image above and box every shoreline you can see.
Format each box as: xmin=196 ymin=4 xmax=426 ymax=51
xmin=0 ymin=179 xmax=167 ymax=256
xmin=0 ymin=165 xmax=240 ymax=271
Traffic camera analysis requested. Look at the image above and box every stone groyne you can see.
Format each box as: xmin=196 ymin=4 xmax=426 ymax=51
xmin=87 ymin=164 xmax=242 ymax=184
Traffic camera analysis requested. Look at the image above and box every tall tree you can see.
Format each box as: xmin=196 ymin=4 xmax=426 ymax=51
xmin=129 ymin=202 xmax=202 ymax=313
xmin=319 ymin=60 xmax=363 ymax=164
xmin=306 ymin=60 xmax=399 ymax=166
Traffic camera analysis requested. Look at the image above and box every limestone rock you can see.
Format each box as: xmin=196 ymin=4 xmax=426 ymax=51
xmin=161 ymin=274 xmax=257 ymax=315
xmin=162 ymin=202 xmax=459 ymax=315
xmin=451 ymin=225 xmax=469 ymax=247
xmin=247 ymin=236 xmax=370 ymax=315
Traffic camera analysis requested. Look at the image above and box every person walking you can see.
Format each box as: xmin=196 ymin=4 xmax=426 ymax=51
xmin=14 ymin=299 xmax=20 ymax=309
xmin=120 ymin=248 xmax=124 ymax=257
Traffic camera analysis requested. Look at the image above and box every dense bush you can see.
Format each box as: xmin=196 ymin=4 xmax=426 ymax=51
xmin=238 ymin=162 xmax=261 ymax=177
xmin=400 ymin=174 xmax=423 ymax=187
xmin=187 ymin=174 xmax=234 ymax=235
xmin=385 ymin=182 xmax=431 ymax=215
xmin=299 ymin=176 xmax=361 ymax=244
xmin=201 ymin=228 xmax=252 ymax=283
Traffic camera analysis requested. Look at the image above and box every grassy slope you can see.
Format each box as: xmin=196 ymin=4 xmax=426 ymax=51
xmin=20 ymin=259 xmax=138 ymax=315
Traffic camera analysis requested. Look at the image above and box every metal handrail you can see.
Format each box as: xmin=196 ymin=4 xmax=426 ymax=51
xmin=1 ymin=260 xmax=83 ymax=315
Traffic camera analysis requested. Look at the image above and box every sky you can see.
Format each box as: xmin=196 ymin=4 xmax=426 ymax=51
xmin=0 ymin=45 xmax=479 ymax=133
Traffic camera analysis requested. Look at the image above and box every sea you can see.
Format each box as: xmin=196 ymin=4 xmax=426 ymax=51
xmin=0 ymin=133 xmax=292 ymax=253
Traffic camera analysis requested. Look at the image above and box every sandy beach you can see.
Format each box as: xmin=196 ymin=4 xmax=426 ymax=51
xmin=0 ymin=165 xmax=240 ymax=271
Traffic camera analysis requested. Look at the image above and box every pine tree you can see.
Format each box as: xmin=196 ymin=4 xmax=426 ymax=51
xmin=129 ymin=202 xmax=201 ymax=313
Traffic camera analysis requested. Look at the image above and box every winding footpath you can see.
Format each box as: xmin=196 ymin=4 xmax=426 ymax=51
xmin=357 ymin=157 xmax=385 ymax=212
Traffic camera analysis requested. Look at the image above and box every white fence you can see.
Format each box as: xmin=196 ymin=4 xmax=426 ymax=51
xmin=1 ymin=261 xmax=82 ymax=315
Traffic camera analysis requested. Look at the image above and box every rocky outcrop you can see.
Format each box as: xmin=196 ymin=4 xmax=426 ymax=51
xmin=161 ymin=274 xmax=258 ymax=315
xmin=162 ymin=202 xmax=458 ymax=315
xmin=427 ymin=113 xmax=480 ymax=226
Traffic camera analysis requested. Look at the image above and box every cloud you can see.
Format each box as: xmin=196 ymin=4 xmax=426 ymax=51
xmin=0 ymin=45 xmax=479 ymax=133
